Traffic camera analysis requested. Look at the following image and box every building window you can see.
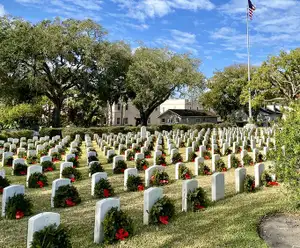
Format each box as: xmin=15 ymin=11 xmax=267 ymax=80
xmin=162 ymin=118 xmax=165 ymax=123
xmin=117 ymin=118 xmax=120 ymax=125
xmin=123 ymin=118 xmax=128 ymax=125
xmin=125 ymin=104 xmax=128 ymax=110
xmin=117 ymin=104 xmax=121 ymax=111
xmin=148 ymin=119 xmax=151 ymax=124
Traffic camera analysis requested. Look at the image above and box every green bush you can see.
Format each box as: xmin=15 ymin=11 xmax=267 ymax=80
xmin=0 ymin=130 xmax=34 ymax=139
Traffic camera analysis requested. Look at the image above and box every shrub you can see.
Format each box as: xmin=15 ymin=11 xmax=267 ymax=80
xmin=28 ymin=172 xmax=48 ymax=188
xmin=150 ymin=196 xmax=175 ymax=225
xmin=102 ymin=207 xmax=134 ymax=244
xmin=89 ymin=162 xmax=104 ymax=176
xmin=61 ymin=167 xmax=82 ymax=182
xmin=187 ymin=187 xmax=210 ymax=211
xmin=113 ymin=160 xmax=127 ymax=174
xmin=150 ymin=170 xmax=170 ymax=186
xmin=13 ymin=163 xmax=28 ymax=176
xmin=126 ymin=175 xmax=144 ymax=192
xmin=94 ymin=178 xmax=114 ymax=198
xmin=171 ymin=152 xmax=183 ymax=164
xmin=53 ymin=185 xmax=81 ymax=208
xmin=136 ymin=159 xmax=149 ymax=171
xmin=5 ymin=194 xmax=33 ymax=219
xmin=41 ymin=161 xmax=56 ymax=172
xmin=31 ymin=224 xmax=72 ymax=248
xmin=178 ymin=165 xmax=193 ymax=180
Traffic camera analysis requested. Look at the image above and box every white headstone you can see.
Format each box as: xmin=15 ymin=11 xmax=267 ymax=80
xmin=145 ymin=165 xmax=165 ymax=187
xmin=51 ymin=179 xmax=71 ymax=207
xmin=175 ymin=162 xmax=184 ymax=180
xmin=235 ymin=168 xmax=247 ymax=193
xmin=65 ymin=154 xmax=75 ymax=162
xmin=255 ymin=163 xmax=265 ymax=188
xmin=91 ymin=172 xmax=108 ymax=196
xmin=40 ymin=156 xmax=52 ymax=163
xmin=212 ymin=173 xmax=225 ymax=201
xmin=59 ymin=162 xmax=73 ymax=178
xmin=194 ymin=157 xmax=204 ymax=176
xmin=26 ymin=165 xmax=43 ymax=187
xmin=185 ymin=147 xmax=192 ymax=161
xmin=134 ymin=153 xmax=144 ymax=161
xmin=124 ymin=168 xmax=138 ymax=190
xmin=182 ymin=179 xmax=198 ymax=212
xmin=2 ymin=185 xmax=25 ymax=217
xmin=112 ymin=155 xmax=125 ymax=169
xmin=143 ymin=187 xmax=163 ymax=225
xmin=212 ymin=154 xmax=220 ymax=172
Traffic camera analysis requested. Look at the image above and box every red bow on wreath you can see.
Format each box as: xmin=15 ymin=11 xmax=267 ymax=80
xmin=137 ymin=184 xmax=144 ymax=191
xmin=195 ymin=204 xmax=205 ymax=210
xmin=65 ymin=198 xmax=76 ymax=206
xmin=185 ymin=174 xmax=191 ymax=179
xmin=16 ymin=210 xmax=24 ymax=219
xmin=103 ymin=189 xmax=110 ymax=198
xmin=159 ymin=216 xmax=169 ymax=225
xmin=268 ymin=181 xmax=279 ymax=186
xmin=115 ymin=228 xmax=129 ymax=240
xmin=37 ymin=181 xmax=44 ymax=188
xmin=143 ymin=165 xmax=148 ymax=170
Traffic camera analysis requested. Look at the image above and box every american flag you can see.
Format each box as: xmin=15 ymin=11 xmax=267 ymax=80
xmin=248 ymin=0 xmax=256 ymax=20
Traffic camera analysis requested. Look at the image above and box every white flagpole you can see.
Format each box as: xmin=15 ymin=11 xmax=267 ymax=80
xmin=246 ymin=2 xmax=252 ymax=120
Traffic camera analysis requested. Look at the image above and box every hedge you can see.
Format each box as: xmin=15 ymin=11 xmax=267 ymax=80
xmin=0 ymin=130 xmax=34 ymax=140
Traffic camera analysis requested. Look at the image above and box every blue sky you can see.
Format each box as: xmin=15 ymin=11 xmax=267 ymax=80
xmin=0 ymin=0 xmax=299 ymax=77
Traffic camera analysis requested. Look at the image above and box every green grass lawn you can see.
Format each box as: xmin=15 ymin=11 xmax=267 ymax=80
xmin=0 ymin=142 xmax=297 ymax=248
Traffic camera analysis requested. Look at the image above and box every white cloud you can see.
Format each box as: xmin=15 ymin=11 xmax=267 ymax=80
xmin=123 ymin=22 xmax=149 ymax=30
xmin=170 ymin=29 xmax=196 ymax=45
xmin=112 ymin=0 xmax=215 ymax=21
xmin=0 ymin=4 xmax=5 ymax=16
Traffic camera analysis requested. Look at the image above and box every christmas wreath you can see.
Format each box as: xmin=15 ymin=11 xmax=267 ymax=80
xmin=223 ymin=147 xmax=232 ymax=156
xmin=53 ymin=185 xmax=81 ymax=208
xmin=113 ymin=160 xmax=127 ymax=174
xmin=188 ymin=152 xmax=197 ymax=162
xmin=133 ymin=146 xmax=141 ymax=153
xmin=244 ymin=175 xmax=256 ymax=192
xmin=187 ymin=187 xmax=210 ymax=211
xmin=120 ymin=147 xmax=126 ymax=155
xmin=198 ymin=163 xmax=211 ymax=175
xmin=31 ymin=224 xmax=72 ymax=248
xmin=94 ymin=178 xmax=114 ymax=198
xmin=171 ymin=152 xmax=183 ymax=164
xmin=150 ymin=170 xmax=170 ymax=186
xmin=114 ymin=143 xmax=119 ymax=149
xmin=193 ymin=142 xmax=200 ymax=152
xmin=10 ymin=147 xmax=17 ymax=153
xmin=179 ymin=141 xmax=185 ymax=148
xmin=41 ymin=161 xmax=56 ymax=172
xmin=231 ymin=155 xmax=242 ymax=168
xmin=235 ymin=146 xmax=242 ymax=154
xmin=37 ymin=150 xmax=47 ymax=159
xmin=144 ymin=150 xmax=151 ymax=158
xmin=179 ymin=165 xmax=193 ymax=180
xmin=18 ymin=151 xmax=27 ymax=159
xmin=126 ymin=143 xmax=132 ymax=149
xmin=3 ymin=156 xmax=13 ymax=166
xmin=213 ymin=147 xmax=220 ymax=154
xmin=89 ymin=162 xmax=104 ymax=176
xmin=149 ymin=196 xmax=175 ymax=225
xmin=107 ymin=154 xmax=116 ymax=163
xmin=255 ymin=152 xmax=266 ymax=163
xmin=52 ymin=152 xmax=62 ymax=162
xmin=156 ymin=155 xmax=166 ymax=166
xmin=215 ymin=159 xmax=227 ymax=172
xmin=102 ymin=207 xmax=134 ymax=244
xmin=27 ymin=155 xmax=38 ymax=164
xmin=243 ymin=154 xmax=253 ymax=166
xmin=88 ymin=156 xmax=99 ymax=163
xmin=67 ymin=157 xmax=79 ymax=168
xmin=5 ymin=194 xmax=33 ymax=219
xmin=126 ymin=150 xmax=134 ymax=161
xmin=61 ymin=167 xmax=82 ymax=182
xmin=28 ymin=172 xmax=48 ymax=188
xmin=0 ymin=176 xmax=10 ymax=194
xmin=126 ymin=175 xmax=144 ymax=192
xmin=57 ymin=147 xmax=65 ymax=155
xmin=261 ymin=171 xmax=278 ymax=187
xmin=203 ymin=151 xmax=211 ymax=160
xmin=13 ymin=163 xmax=28 ymax=176
xmin=136 ymin=159 xmax=149 ymax=171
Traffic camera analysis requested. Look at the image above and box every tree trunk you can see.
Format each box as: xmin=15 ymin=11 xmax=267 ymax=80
xmin=52 ymin=100 xmax=63 ymax=128
xmin=140 ymin=111 xmax=149 ymax=126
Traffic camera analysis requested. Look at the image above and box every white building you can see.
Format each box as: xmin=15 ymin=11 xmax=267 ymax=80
xmin=111 ymin=99 xmax=202 ymax=126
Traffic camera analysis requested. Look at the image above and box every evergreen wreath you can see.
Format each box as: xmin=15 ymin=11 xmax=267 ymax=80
xmin=223 ymin=147 xmax=232 ymax=156
xmin=31 ymin=224 xmax=72 ymax=248
xmin=0 ymin=175 xmax=10 ymax=194
xmin=89 ymin=162 xmax=104 ymax=176
xmin=231 ymin=155 xmax=242 ymax=168
xmin=57 ymin=147 xmax=65 ymax=155
xmin=261 ymin=171 xmax=273 ymax=187
xmin=114 ymin=143 xmax=119 ymax=149
xmin=136 ymin=159 xmax=149 ymax=171
xmin=107 ymin=154 xmax=116 ymax=163
xmin=18 ymin=151 xmax=27 ymax=159
xmin=213 ymin=147 xmax=220 ymax=154
xmin=67 ymin=157 xmax=79 ymax=168
xmin=188 ymin=152 xmax=197 ymax=162
xmin=171 ymin=152 xmax=183 ymax=164
xmin=120 ymin=147 xmax=126 ymax=155
xmin=5 ymin=193 xmax=33 ymax=219
xmin=179 ymin=165 xmax=193 ymax=180
xmin=126 ymin=143 xmax=132 ymax=149
xmin=243 ymin=154 xmax=253 ymax=166
xmin=144 ymin=150 xmax=151 ymax=158
xmin=179 ymin=141 xmax=185 ymax=148
xmin=187 ymin=187 xmax=210 ymax=211
xmin=126 ymin=150 xmax=134 ymax=161
xmin=235 ymin=146 xmax=242 ymax=154
xmin=102 ymin=207 xmax=134 ymax=244
xmin=4 ymin=156 xmax=13 ymax=166
xmin=133 ymin=146 xmax=141 ymax=153
xmin=13 ymin=163 xmax=28 ymax=176
xmin=198 ymin=162 xmax=211 ymax=175
xmin=193 ymin=142 xmax=200 ymax=152
xmin=53 ymin=185 xmax=81 ymax=208
xmin=113 ymin=160 xmax=127 ymax=174
xmin=150 ymin=170 xmax=170 ymax=186
xmin=149 ymin=196 xmax=175 ymax=225
xmin=28 ymin=172 xmax=48 ymax=188
xmin=41 ymin=161 xmax=56 ymax=172
xmin=10 ymin=147 xmax=17 ymax=153
xmin=126 ymin=175 xmax=144 ymax=192
xmin=156 ymin=155 xmax=166 ymax=166
xmin=255 ymin=152 xmax=266 ymax=163
xmin=37 ymin=150 xmax=47 ymax=159
xmin=203 ymin=151 xmax=212 ymax=160
xmin=88 ymin=155 xmax=99 ymax=163
xmin=61 ymin=167 xmax=82 ymax=182
xmin=94 ymin=178 xmax=114 ymax=198
xmin=27 ymin=155 xmax=38 ymax=164
xmin=52 ymin=152 xmax=62 ymax=162
xmin=215 ymin=159 xmax=227 ymax=172
xmin=244 ymin=175 xmax=256 ymax=192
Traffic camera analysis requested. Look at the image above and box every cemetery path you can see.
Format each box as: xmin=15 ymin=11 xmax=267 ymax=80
xmin=260 ymin=214 xmax=300 ymax=248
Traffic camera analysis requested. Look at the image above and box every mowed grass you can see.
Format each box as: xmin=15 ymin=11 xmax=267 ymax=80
xmin=0 ymin=141 xmax=296 ymax=248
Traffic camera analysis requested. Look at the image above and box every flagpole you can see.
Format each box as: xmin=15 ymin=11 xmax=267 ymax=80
xmin=246 ymin=2 xmax=252 ymax=121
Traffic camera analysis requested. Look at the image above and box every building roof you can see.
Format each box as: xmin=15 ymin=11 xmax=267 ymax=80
xmin=260 ymin=107 xmax=282 ymax=115
xmin=158 ymin=109 xmax=217 ymax=118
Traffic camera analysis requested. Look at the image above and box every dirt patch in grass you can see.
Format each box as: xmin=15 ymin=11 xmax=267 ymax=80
xmin=259 ymin=213 xmax=300 ymax=248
